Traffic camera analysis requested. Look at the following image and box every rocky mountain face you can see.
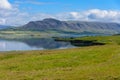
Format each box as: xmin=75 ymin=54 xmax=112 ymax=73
xmin=17 ymin=18 xmax=120 ymax=34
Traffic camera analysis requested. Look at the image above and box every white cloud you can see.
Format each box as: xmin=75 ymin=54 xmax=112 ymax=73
xmin=0 ymin=0 xmax=12 ymax=9
xmin=1 ymin=1 xmax=120 ymax=26
xmin=1 ymin=4 xmax=120 ymax=26
xmin=86 ymin=9 xmax=120 ymax=22
xmin=0 ymin=18 xmax=6 ymax=25
xmin=58 ymin=9 xmax=120 ymax=23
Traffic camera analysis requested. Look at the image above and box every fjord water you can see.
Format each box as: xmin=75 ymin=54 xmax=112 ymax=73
xmin=0 ymin=38 xmax=75 ymax=51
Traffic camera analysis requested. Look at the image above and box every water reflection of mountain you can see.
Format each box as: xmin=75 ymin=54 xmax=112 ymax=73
xmin=15 ymin=38 xmax=74 ymax=49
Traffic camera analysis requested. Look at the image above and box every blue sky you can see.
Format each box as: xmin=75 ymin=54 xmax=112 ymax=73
xmin=1 ymin=0 xmax=120 ymax=26
xmin=8 ymin=0 xmax=120 ymax=14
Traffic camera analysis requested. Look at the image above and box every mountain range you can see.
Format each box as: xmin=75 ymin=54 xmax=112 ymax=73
xmin=2 ymin=18 xmax=120 ymax=34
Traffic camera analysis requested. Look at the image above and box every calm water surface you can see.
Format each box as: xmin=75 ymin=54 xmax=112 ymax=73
xmin=0 ymin=38 xmax=75 ymax=51
xmin=0 ymin=33 xmax=109 ymax=51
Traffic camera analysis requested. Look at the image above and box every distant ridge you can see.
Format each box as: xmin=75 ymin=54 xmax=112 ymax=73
xmin=0 ymin=25 xmax=11 ymax=29
xmin=13 ymin=18 xmax=120 ymax=34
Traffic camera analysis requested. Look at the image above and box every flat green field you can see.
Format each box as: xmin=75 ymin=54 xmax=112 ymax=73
xmin=0 ymin=35 xmax=120 ymax=80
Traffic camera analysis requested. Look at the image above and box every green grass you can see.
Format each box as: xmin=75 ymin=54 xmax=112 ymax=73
xmin=1 ymin=35 xmax=120 ymax=79
xmin=56 ymin=35 xmax=120 ymax=45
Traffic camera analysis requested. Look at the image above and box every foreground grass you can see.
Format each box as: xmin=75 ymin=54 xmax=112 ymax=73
xmin=1 ymin=35 xmax=120 ymax=80
xmin=0 ymin=45 xmax=120 ymax=80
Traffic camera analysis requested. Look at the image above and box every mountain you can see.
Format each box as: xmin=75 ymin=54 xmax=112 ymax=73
xmin=13 ymin=18 xmax=120 ymax=34
xmin=0 ymin=25 xmax=10 ymax=29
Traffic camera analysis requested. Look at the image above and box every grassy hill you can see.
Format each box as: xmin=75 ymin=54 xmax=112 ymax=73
xmin=0 ymin=35 xmax=120 ymax=80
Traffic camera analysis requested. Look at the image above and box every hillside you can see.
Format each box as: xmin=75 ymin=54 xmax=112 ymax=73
xmin=2 ymin=18 xmax=120 ymax=39
xmin=13 ymin=18 xmax=120 ymax=34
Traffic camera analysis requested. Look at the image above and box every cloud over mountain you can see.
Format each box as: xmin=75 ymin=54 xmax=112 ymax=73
xmin=0 ymin=1 xmax=120 ymax=26
xmin=56 ymin=9 xmax=120 ymax=22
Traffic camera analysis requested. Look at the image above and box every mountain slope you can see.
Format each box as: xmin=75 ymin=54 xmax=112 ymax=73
xmin=14 ymin=18 xmax=120 ymax=34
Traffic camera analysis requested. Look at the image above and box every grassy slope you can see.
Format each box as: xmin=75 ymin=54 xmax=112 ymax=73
xmin=0 ymin=35 xmax=120 ymax=80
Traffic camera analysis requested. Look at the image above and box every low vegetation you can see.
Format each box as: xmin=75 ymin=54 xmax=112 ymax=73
xmin=55 ymin=35 xmax=120 ymax=45
xmin=0 ymin=35 xmax=120 ymax=80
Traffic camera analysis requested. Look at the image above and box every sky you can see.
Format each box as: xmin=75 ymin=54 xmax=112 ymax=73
xmin=1 ymin=0 xmax=120 ymax=26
